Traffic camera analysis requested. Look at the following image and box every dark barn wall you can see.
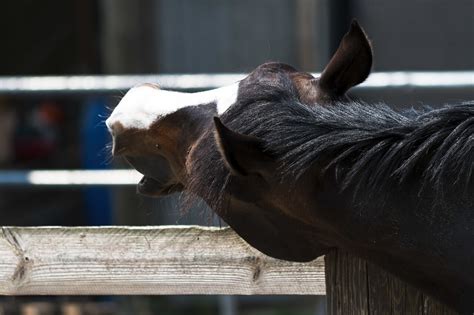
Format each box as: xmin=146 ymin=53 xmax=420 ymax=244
xmin=2 ymin=0 xmax=472 ymax=75
xmin=101 ymin=0 xmax=159 ymax=74
xmin=352 ymin=0 xmax=474 ymax=71
xmin=156 ymin=0 xmax=298 ymax=73
xmin=155 ymin=0 xmax=330 ymax=73
xmin=0 ymin=0 xmax=99 ymax=75
xmin=154 ymin=0 xmax=474 ymax=73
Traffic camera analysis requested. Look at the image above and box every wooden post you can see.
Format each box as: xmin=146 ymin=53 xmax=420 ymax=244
xmin=325 ymin=250 xmax=458 ymax=315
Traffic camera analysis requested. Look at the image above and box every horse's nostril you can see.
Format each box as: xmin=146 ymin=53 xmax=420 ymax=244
xmin=107 ymin=121 xmax=125 ymax=137
xmin=112 ymin=133 xmax=130 ymax=156
xmin=106 ymin=121 xmax=128 ymax=156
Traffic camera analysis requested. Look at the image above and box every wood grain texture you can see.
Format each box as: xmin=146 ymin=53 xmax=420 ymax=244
xmin=325 ymin=250 xmax=459 ymax=315
xmin=325 ymin=250 xmax=369 ymax=315
xmin=405 ymin=284 xmax=424 ymax=314
xmin=0 ymin=226 xmax=325 ymax=295
xmin=367 ymin=262 xmax=391 ymax=315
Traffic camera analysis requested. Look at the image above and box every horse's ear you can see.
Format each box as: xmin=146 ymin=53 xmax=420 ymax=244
xmin=318 ymin=20 xmax=372 ymax=97
xmin=213 ymin=117 xmax=270 ymax=177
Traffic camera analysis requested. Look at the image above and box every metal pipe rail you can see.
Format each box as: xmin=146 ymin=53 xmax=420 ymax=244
xmin=0 ymin=71 xmax=472 ymax=187
xmin=0 ymin=170 xmax=140 ymax=186
xmin=0 ymin=71 xmax=472 ymax=94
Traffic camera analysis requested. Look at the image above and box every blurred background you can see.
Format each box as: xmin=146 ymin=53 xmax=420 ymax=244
xmin=0 ymin=0 xmax=472 ymax=314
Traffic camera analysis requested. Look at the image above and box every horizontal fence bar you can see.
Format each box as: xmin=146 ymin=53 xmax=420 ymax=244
xmin=0 ymin=225 xmax=325 ymax=295
xmin=0 ymin=170 xmax=140 ymax=186
xmin=0 ymin=72 xmax=472 ymax=94
xmin=0 ymin=72 xmax=472 ymax=187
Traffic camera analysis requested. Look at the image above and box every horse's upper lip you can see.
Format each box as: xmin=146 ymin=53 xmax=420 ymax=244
xmin=124 ymin=155 xmax=173 ymax=180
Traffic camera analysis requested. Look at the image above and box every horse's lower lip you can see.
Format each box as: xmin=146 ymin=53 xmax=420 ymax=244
xmin=137 ymin=176 xmax=183 ymax=196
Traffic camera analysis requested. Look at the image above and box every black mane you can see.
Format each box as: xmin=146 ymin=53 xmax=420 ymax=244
xmin=187 ymin=72 xmax=474 ymax=210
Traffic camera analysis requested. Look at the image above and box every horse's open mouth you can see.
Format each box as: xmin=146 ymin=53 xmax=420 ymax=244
xmin=137 ymin=176 xmax=183 ymax=196
xmin=123 ymin=155 xmax=183 ymax=197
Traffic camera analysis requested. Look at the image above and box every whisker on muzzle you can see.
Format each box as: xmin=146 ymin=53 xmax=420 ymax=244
xmin=98 ymin=143 xmax=116 ymax=166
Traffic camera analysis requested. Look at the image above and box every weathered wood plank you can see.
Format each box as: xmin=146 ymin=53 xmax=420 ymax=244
xmin=0 ymin=226 xmax=325 ymax=295
xmin=405 ymin=284 xmax=424 ymax=314
xmin=389 ymin=270 xmax=407 ymax=314
xmin=325 ymin=250 xmax=459 ymax=315
xmin=325 ymin=250 xmax=369 ymax=315
xmin=424 ymin=296 xmax=458 ymax=315
xmin=368 ymin=262 xmax=391 ymax=315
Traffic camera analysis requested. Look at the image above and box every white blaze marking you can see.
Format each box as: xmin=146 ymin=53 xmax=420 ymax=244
xmin=106 ymin=82 xmax=239 ymax=130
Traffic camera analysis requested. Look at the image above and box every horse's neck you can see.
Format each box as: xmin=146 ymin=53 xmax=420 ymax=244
xmin=308 ymin=167 xmax=472 ymax=255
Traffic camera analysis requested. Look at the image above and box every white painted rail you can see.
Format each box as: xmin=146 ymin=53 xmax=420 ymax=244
xmin=0 ymin=72 xmax=472 ymax=94
xmin=0 ymin=169 xmax=141 ymax=186
xmin=0 ymin=226 xmax=325 ymax=295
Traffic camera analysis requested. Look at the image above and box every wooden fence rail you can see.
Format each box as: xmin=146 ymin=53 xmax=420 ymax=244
xmin=0 ymin=226 xmax=325 ymax=295
xmin=0 ymin=225 xmax=458 ymax=314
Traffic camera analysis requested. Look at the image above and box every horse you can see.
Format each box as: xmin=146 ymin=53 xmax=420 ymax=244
xmin=105 ymin=21 xmax=474 ymax=313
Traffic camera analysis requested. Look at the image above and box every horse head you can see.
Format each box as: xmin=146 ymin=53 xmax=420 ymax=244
xmin=105 ymin=21 xmax=371 ymax=262
xmin=106 ymin=20 xmax=371 ymax=198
